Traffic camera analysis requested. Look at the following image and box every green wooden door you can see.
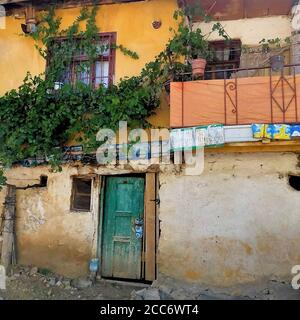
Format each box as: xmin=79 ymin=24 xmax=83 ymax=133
xmin=101 ymin=176 xmax=145 ymax=279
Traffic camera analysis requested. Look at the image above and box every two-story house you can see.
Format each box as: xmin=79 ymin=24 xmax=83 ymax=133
xmin=0 ymin=0 xmax=299 ymax=290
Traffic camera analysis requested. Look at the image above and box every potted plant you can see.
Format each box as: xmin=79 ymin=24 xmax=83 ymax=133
xmin=153 ymin=5 xmax=230 ymax=104
xmin=253 ymin=37 xmax=291 ymax=72
xmin=167 ymin=8 xmax=229 ymax=77
xmin=188 ymin=30 xmax=214 ymax=76
xmin=243 ymin=37 xmax=291 ymax=72
xmin=270 ymin=55 xmax=285 ymax=72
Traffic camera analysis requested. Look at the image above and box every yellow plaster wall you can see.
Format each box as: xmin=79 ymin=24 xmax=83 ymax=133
xmin=0 ymin=17 xmax=43 ymax=95
xmin=0 ymin=0 xmax=178 ymax=126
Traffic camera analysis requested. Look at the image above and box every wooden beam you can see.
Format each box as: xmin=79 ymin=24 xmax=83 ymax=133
xmin=206 ymin=140 xmax=300 ymax=153
xmin=0 ymin=185 xmax=16 ymax=270
xmin=144 ymin=172 xmax=156 ymax=281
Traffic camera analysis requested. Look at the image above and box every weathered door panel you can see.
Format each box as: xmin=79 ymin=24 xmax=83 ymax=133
xmin=101 ymin=176 xmax=144 ymax=279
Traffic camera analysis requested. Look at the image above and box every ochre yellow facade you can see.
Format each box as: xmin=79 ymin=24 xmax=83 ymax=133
xmin=0 ymin=0 xmax=178 ymax=126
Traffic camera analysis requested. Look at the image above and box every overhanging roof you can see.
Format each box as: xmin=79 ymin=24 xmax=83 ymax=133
xmin=179 ymin=0 xmax=294 ymax=20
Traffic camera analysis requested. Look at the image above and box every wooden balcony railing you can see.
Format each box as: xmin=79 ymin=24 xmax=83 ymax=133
xmin=170 ymin=64 xmax=300 ymax=128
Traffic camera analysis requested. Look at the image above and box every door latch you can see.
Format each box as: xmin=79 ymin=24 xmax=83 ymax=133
xmin=150 ymin=198 xmax=160 ymax=205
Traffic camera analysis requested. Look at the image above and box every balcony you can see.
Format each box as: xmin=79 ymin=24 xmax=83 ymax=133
xmin=170 ymin=64 xmax=300 ymax=128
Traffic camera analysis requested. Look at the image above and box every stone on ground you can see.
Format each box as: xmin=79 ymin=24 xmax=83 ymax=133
xmin=29 ymin=267 xmax=38 ymax=276
xmin=71 ymin=278 xmax=93 ymax=290
xmin=131 ymin=288 xmax=161 ymax=300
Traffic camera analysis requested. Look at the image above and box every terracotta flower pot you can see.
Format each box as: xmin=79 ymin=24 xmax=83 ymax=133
xmin=192 ymin=58 xmax=207 ymax=76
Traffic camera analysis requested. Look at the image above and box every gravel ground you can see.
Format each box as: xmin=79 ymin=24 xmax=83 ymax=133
xmin=0 ymin=265 xmax=145 ymax=300
xmin=1 ymin=265 xmax=299 ymax=300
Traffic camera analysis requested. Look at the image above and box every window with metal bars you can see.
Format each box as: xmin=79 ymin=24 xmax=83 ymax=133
xmin=205 ymin=40 xmax=242 ymax=80
xmin=51 ymin=32 xmax=116 ymax=88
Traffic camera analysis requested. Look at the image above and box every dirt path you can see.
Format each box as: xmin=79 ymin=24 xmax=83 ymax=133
xmin=0 ymin=265 xmax=145 ymax=300
xmin=2 ymin=265 xmax=299 ymax=300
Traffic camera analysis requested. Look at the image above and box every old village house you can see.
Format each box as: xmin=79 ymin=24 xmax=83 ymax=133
xmin=0 ymin=0 xmax=299 ymax=289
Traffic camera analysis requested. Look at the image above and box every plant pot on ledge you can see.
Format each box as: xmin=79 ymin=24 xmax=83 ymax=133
xmin=191 ymin=58 xmax=207 ymax=77
xmin=270 ymin=55 xmax=285 ymax=72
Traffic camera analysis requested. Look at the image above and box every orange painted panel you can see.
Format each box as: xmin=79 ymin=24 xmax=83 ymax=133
xmin=170 ymin=75 xmax=300 ymax=128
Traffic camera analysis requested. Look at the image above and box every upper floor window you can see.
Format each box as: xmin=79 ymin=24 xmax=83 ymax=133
xmin=205 ymin=40 xmax=241 ymax=80
xmin=49 ymin=32 xmax=116 ymax=88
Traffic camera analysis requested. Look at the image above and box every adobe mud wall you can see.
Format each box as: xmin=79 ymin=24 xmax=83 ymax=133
xmin=0 ymin=164 xmax=147 ymax=277
xmin=0 ymin=152 xmax=299 ymax=285
xmin=158 ymin=152 xmax=300 ymax=287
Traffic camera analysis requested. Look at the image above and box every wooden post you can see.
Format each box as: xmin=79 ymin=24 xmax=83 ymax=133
xmin=144 ymin=173 xmax=156 ymax=281
xmin=1 ymin=185 xmax=16 ymax=270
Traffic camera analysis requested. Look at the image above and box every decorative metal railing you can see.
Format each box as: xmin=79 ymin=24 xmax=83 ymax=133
xmin=170 ymin=64 xmax=300 ymax=128
xmin=215 ymin=65 xmax=299 ymax=125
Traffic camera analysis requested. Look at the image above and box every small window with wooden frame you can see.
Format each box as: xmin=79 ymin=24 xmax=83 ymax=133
xmin=71 ymin=177 xmax=93 ymax=212
xmin=205 ymin=40 xmax=242 ymax=80
xmin=49 ymin=32 xmax=116 ymax=88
